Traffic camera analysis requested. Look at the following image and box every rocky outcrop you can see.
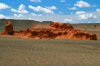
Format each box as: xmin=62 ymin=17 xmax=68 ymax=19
xmin=49 ymin=22 xmax=97 ymax=40
xmin=73 ymin=31 xmax=97 ymax=40
xmin=55 ymin=30 xmax=97 ymax=40
xmin=93 ymin=25 xmax=100 ymax=27
xmin=93 ymin=25 xmax=96 ymax=27
xmin=1 ymin=22 xmax=97 ymax=40
xmin=1 ymin=21 xmax=14 ymax=35
xmin=50 ymin=22 xmax=74 ymax=29
xmin=14 ymin=28 xmax=57 ymax=39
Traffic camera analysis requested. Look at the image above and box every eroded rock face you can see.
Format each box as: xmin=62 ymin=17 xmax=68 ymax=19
xmin=67 ymin=30 xmax=97 ymax=40
xmin=1 ymin=22 xmax=97 ymax=40
xmin=93 ymin=25 xmax=100 ymax=27
xmin=49 ymin=22 xmax=97 ymax=40
xmin=14 ymin=28 xmax=57 ymax=39
xmin=93 ymin=25 xmax=96 ymax=27
xmin=1 ymin=21 xmax=14 ymax=35
xmin=50 ymin=22 xmax=74 ymax=29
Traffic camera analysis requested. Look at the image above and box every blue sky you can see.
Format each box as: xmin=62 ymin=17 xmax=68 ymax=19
xmin=0 ymin=0 xmax=100 ymax=23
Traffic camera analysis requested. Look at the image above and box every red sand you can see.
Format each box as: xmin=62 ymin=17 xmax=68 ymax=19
xmin=1 ymin=21 xmax=97 ymax=40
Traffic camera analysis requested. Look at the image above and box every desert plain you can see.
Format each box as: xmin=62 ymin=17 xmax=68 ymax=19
xmin=0 ymin=19 xmax=100 ymax=66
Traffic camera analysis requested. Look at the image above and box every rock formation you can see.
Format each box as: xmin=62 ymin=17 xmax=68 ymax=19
xmin=93 ymin=25 xmax=96 ymax=27
xmin=49 ymin=22 xmax=97 ymax=40
xmin=1 ymin=21 xmax=97 ymax=40
xmin=55 ymin=30 xmax=97 ymax=40
xmin=93 ymin=25 xmax=100 ymax=27
xmin=50 ymin=22 xmax=73 ymax=29
xmin=1 ymin=21 xmax=14 ymax=35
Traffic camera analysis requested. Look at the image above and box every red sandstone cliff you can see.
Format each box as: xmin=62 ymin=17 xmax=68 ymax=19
xmin=50 ymin=22 xmax=73 ymax=29
xmin=1 ymin=21 xmax=97 ymax=40
xmin=1 ymin=21 xmax=14 ymax=35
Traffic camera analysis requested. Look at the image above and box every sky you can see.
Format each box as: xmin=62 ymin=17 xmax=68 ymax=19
xmin=0 ymin=0 xmax=100 ymax=23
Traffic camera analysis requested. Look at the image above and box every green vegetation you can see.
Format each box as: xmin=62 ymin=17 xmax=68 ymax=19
xmin=0 ymin=19 xmax=100 ymax=66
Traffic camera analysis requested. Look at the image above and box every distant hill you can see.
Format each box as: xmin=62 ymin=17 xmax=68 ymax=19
xmin=0 ymin=19 xmax=54 ymax=31
xmin=0 ymin=19 xmax=100 ymax=30
xmin=0 ymin=19 xmax=54 ymax=27
xmin=71 ymin=23 xmax=100 ymax=28
xmin=1 ymin=19 xmax=100 ymax=27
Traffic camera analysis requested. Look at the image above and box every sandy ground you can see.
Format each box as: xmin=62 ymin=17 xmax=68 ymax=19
xmin=0 ymin=23 xmax=100 ymax=66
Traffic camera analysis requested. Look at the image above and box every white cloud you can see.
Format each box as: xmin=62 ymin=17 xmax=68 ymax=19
xmin=63 ymin=19 xmax=72 ymax=23
xmin=67 ymin=7 xmax=77 ymax=10
xmin=78 ymin=14 xmax=87 ymax=19
xmin=0 ymin=14 xmax=9 ymax=19
xmin=14 ymin=14 xmax=23 ymax=17
xmin=29 ymin=5 xmax=54 ymax=14
xmin=71 ymin=13 xmax=73 ymax=14
xmin=75 ymin=11 xmax=85 ymax=14
xmin=60 ymin=0 xmax=66 ymax=2
xmin=45 ymin=6 xmax=57 ymax=10
xmin=59 ymin=11 xmax=63 ymax=14
xmin=11 ymin=4 xmax=28 ymax=13
xmin=88 ymin=21 xmax=91 ymax=23
xmin=11 ymin=9 xmax=17 ymax=12
xmin=0 ymin=3 xmax=10 ymax=10
xmin=74 ymin=1 xmax=90 ymax=8
xmin=96 ymin=8 xmax=100 ymax=12
xmin=75 ymin=11 xmax=97 ymax=20
xmin=31 ymin=13 xmax=42 ymax=16
xmin=29 ymin=18 xmax=32 ymax=20
xmin=0 ymin=14 xmax=6 ymax=19
xmin=6 ymin=13 xmax=99 ymax=24
xmin=30 ymin=0 xmax=41 ymax=2
xmin=78 ymin=14 xmax=97 ymax=20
